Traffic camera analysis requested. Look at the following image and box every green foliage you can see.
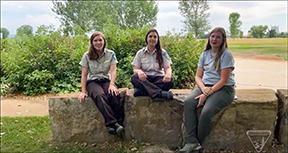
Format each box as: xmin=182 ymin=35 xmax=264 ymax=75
xmin=16 ymin=25 xmax=33 ymax=37
xmin=162 ymin=34 xmax=205 ymax=88
xmin=179 ymin=0 xmax=210 ymax=38
xmin=104 ymin=25 xmax=149 ymax=88
xmin=52 ymin=1 xmax=158 ymax=35
xmin=1 ymin=25 xmax=203 ymax=95
xmin=1 ymin=29 xmax=88 ymax=95
xmin=248 ymin=25 xmax=268 ymax=38
xmin=229 ymin=12 xmax=242 ymax=38
xmin=0 ymin=27 xmax=9 ymax=38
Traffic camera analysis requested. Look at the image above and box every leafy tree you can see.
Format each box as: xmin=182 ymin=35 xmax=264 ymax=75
xmin=16 ymin=25 xmax=33 ymax=37
xmin=266 ymin=28 xmax=277 ymax=38
xmin=239 ymin=30 xmax=243 ymax=38
xmin=35 ymin=25 xmax=55 ymax=36
xmin=0 ymin=27 xmax=9 ymax=39
xmin=229 ymin=12 xmax=242 ymax=38
xmin=52 ymin=1 xmax=158 ymax=35
xmin=179 ymin=0 xmax=210 ymax=38
xmin=248 ymin=25 xmax=268 ymax=38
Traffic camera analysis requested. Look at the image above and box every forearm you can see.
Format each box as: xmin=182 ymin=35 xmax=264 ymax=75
xmin=109 ymin=64 xmax=117 ymax=85
xmin=133 ymin=67 xmax=143 ymax=74
xmin=164 ymin=66 xmax=172 ymax=77
xmin=110 ymin=70 xmax=116 ymax=85
xmin=195 ymin=76 xmax=205 ymax=91
xmin=81 ymin=75 xmax=87 ymax=93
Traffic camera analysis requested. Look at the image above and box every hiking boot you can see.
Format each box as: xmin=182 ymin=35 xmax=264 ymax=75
xmin=115 ymin=123 xmax=125 ymax=137
xmin=106 ymin=126 xmax=116 ymax=135
xmin=178 ymin=143 xmax=202 ymax=153
xmin=133 ymin=88 xmax=148 ymax=97
xmin=160 ymin=91 xmax=173 ymax=100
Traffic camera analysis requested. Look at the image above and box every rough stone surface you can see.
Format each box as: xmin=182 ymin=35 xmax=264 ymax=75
xmin=124 ymin=89 xmax=184 ymax=148
xmin=49 ymin=88 xmax=127 ymax=144
xmin=140 ymin=145 xmax=174 ymax=153
xmin=203 ymin=89 xmax=278 ymax=152
xmin=276 ymin=89 xmax=288 ymax=150
xmin=49 ymin=88 xmax=285 ymax=152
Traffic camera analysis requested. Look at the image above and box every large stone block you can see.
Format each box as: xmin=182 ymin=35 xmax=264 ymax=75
xmin=49 ymin=89 xmax=127 ymax=144
xmin=276 ymin=89 xmax=288 ymax=151
xmin=124 ymin=89 xmax=185 ymax=149
xmin=203 ymin=89 xmax=278 ymax=152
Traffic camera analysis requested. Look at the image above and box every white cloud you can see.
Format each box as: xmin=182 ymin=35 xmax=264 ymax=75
xmin=1 ymin=1 xmax=287 ymax=36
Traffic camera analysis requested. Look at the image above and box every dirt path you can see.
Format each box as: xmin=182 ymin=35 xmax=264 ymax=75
xmin=1 ymin=54 xmax=287 ymax=117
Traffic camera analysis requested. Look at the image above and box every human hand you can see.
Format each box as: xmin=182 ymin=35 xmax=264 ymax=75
xmin=108 ymin=84 xmax=119 ymax=96
xmin=78 ymin=92 xmax=87 ymax=103
xmin=195 ymin=94 xmax=207 ymax=108
xmin=137 ymin=70 xmax=147 ymax=81
xmin=203 ymin=87 xmax=214 ymax=96
xmin=162 ymin=74 xmax=171 ymax=82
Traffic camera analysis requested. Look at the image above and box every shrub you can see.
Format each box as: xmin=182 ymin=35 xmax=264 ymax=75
xmin=1 ymin=27 xmax=203 ymax=95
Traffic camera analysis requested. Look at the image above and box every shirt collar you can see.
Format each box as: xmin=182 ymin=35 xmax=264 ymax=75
xmin=144 ymin=47 xmax=156 ymax=54
xmin=98 ymin=48 xmax=107 ymax=58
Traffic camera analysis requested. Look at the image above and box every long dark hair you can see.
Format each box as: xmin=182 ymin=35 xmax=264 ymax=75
xmin=88 ymin=31 xmax=106 ymax=60
xmin=205 ymin=27 xmax=228 ymax=71
xmin=145 ymin=29 xmax=163 ymax=69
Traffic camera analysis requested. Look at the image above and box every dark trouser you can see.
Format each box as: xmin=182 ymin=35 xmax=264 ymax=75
xmin=131 ymin=74 xmax=173 ymax=98
xmin=86 ymin=79 xmax=124 ymax=126
xmin=183 ymin=86 xmax=235 ymax=144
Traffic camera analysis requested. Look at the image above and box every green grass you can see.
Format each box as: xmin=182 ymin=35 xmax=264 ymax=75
xmin=0 ymin=116 xmax=136 ymax=153
xmin=227 ymin=38 xmax=288 ymax=60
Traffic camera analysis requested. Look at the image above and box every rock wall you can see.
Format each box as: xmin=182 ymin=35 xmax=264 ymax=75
xmin=275 ymin=89 xmax=288 ymax=152
xmin=204 ymin=89 xmax=278 ymax=152
xmin=49 ymin=88 xmax=286 ymax=152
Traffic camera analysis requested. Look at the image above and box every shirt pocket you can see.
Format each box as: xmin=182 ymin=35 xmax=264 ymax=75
xmin=88 ymin=61 xmax=100 ymax=74
xmin=141 ymin=57 xmax=151 ymax=70
xmin=103 ymin=60 xmax=111 ymax=73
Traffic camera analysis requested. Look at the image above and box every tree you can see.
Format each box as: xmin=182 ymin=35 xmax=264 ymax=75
xmin=229 ymin=12 xmax=242 ymax=38
xmin=267 ymin=29 xmax=277 ymax=38
xmin=248 ymin=25 xmax=268 ymax=38
xmin=16 ymin=25 xmax=33 ymax=37
xmin=35 ymin=25 xmax=55 ymax=36
xmin=52 ymin=1 xmax=158 ymax=35
xmin=0 ymin=27 xmax=9 ymax=39
xmin=179 ymin=0 xmax=210 ymax=38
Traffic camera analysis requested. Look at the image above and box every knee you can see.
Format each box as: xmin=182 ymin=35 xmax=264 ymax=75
xmin=199 ymin=108 xmax=215 ymax=121
xmin=131 ymin=74 xmax=140 ymax=86
xmin=90 ymin=92 xmax=105 ymax=100
xmin=184 ymin=99 xmax=197 ymax=110
xmin=131 ymin=74 xmax=140 ymax=83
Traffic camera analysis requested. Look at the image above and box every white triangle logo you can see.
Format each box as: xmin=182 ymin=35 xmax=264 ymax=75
xmin=246 ymin=130 xmax=271 ymax=153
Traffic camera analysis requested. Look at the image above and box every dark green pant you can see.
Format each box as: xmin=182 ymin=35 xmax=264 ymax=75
xmin=183 ymin=86 xmax=235 ymax=144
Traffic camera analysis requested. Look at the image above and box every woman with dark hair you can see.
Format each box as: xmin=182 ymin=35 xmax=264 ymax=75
xmin=78 ymin=32 xmax=124 ymax=136
xmin=179 ymin=27 xmax=235 ymax=152
xmin=131 ymin=29 xmax=173 ymax=99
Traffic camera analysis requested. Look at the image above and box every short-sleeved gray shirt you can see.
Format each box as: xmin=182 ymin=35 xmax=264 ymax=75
xmin=79 ymin=49 xmax=118 ymax=81
xmin=198 ymin=49 xmax=235 ymax=85
xmin=132 ymin=47 xmax=172 ymax=76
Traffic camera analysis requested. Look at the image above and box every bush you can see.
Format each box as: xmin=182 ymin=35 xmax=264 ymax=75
xmin=1 ymin=27 xmax=203 ymax=95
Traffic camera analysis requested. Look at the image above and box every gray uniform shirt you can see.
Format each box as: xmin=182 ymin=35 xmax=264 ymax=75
xmin=198 ymin=49 xmax=235 ymax=86
xmin=79 ymin=49 xmax=118 ymax=81
xmin=132 ymin=47 xmax=172 ymax=76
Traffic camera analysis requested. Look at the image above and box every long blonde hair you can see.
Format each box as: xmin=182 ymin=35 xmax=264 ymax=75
xmin=205 ymin=27 xmax=228 ymax=71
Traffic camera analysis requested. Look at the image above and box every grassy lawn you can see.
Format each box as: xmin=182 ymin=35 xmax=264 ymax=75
xmin=227 ymin=38 xmax=288 ymax=60
xmin=0 ymin=116 xmax=136 ymax=153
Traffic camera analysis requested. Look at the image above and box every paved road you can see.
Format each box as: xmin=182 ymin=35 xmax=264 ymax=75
xmin=234 ymin=57 xmax=287 ymax=90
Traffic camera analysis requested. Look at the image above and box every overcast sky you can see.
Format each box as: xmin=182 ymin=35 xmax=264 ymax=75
xmin=1 ymin=1 xmax=287 ymax=36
